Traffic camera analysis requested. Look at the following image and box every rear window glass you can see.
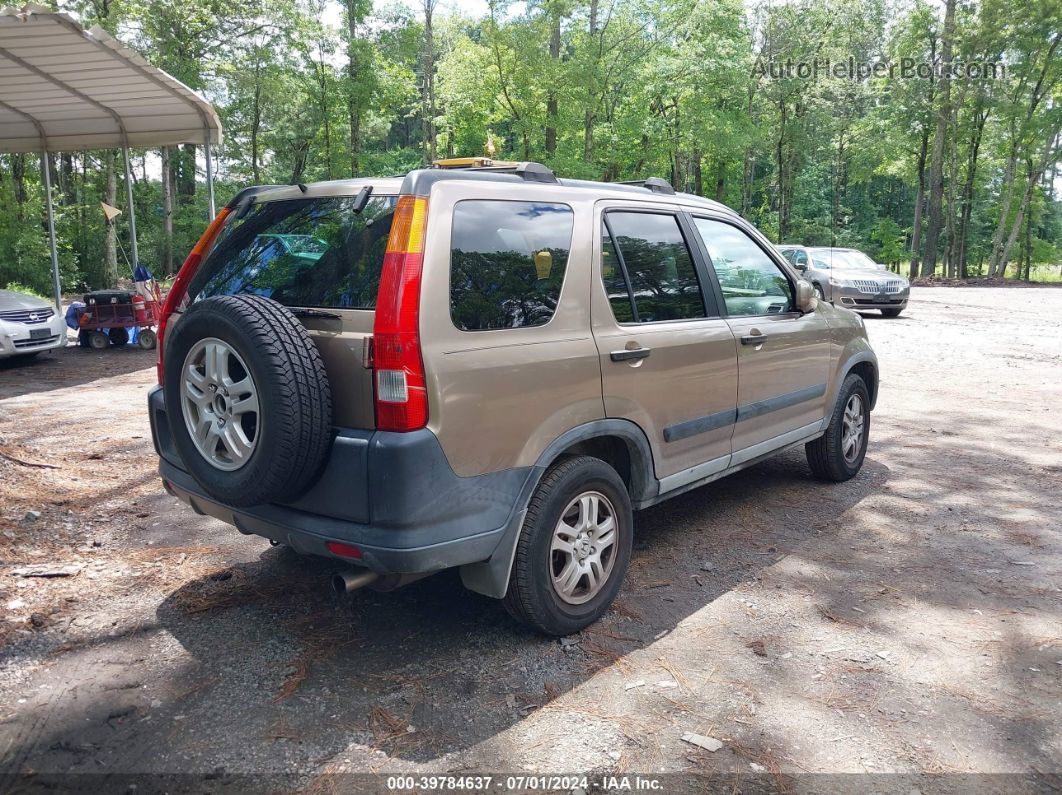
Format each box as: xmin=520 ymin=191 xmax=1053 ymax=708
xmin=450 ymin=200 xmax=574 ymax=331
xmin=190 ymin=195 xmax=396 ymax=309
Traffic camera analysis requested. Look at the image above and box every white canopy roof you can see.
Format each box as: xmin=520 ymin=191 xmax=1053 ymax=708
xmin=0 ymin=4 xmax=222 ymax=154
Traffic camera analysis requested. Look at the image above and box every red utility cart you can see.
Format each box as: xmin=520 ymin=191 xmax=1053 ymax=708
xmin=78 ymin=289 xmax=160 ymax=350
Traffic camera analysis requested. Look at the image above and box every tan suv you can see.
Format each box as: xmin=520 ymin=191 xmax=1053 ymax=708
xmin=148 ymin=162 xmax=878 ymax=635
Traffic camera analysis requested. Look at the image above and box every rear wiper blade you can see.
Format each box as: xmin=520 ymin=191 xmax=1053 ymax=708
xmin=352 ymin=185 xmax=373 ymax=214
xmin=290 ymin=308 xmax=341 ymax=320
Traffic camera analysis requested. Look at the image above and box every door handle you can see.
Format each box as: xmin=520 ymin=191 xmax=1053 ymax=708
xmin=740 ymin=333 xmax=768 ymax=346
xmin=610 ymin=347 xmax=652 ymax=362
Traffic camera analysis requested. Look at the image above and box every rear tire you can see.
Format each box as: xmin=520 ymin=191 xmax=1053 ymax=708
xmin=806 ymin=374 xmax=870 ymax=482
xmin=109 ymin=327 xmax=129 ymax=346
xmin=138 ymin=329 xmax=157 ymax=350
xmin=163 ymin=294 xmax=332 ymax=507
xmin=880 ymin=307 xmax=903 ymax=317
xmin=88 ymin=331 xmax=109 ymax=350
xmin=503 ymin=456 xmax=633 ymax=636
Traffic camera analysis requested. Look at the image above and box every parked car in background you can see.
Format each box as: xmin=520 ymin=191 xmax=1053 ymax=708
xmin=776 ymin=245 xmax=909 ymax=317
xmin=150 ymin=162 xmax=878 ymax=635
xmin=0 ymin=288 xmax=67 ymax=359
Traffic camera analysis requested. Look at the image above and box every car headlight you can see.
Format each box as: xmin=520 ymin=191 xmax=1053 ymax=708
xmin=830 ymin=276 xmax=852 ymax=287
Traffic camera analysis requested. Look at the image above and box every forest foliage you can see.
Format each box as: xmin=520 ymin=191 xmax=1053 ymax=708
xmin=0 ymin=0 xmax=1059 ymax=295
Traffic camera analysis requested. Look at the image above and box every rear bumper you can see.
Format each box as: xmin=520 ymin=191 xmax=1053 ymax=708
xmin=149 ymin=386 xmax=531 ymax=574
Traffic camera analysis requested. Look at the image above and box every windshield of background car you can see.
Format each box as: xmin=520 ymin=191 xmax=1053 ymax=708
xmin=810 ymin=250 xmax=877 ymax=270
xmin=189 ymin=195 xmax=396 ymax=310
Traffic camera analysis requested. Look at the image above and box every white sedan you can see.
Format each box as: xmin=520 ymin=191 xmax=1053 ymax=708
xmin=0 ymin=288 xmax=68 ymax=359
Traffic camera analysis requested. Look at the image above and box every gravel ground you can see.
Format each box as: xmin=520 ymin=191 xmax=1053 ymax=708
xmin=0 ymin=286 xmax=1059 ymax=793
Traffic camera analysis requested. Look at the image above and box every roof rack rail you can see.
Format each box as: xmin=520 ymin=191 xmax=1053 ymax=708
xmin=617 ymin=176 xmax=676 ymax=195
xmin=430 ymin=158 xmax=559 ymax=184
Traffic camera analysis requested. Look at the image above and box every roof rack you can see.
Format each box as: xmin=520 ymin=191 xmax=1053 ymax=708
xmin=618 ymin=176 xmax=676 ymax=195
xmin=430 ymin=158 xmax=559 ymax=184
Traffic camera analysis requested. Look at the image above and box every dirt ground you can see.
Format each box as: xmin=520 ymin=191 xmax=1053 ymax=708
xmin=0 ymin=286 xmax=1059 ymax=793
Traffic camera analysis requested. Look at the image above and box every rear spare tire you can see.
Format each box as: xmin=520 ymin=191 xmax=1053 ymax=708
xmin=163 ymin=294 xmax=332 ymax=507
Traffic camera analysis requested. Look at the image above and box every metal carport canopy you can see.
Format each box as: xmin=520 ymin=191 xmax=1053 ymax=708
xmin=0 ymin=3 xmax=223 ymax=308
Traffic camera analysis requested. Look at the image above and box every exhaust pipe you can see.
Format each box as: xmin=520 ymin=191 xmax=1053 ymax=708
xmin=332 ymin=568 xmax=379 ymax=595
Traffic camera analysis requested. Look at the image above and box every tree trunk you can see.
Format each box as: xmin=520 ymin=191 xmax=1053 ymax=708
xmin=161 ymin=146 xmax=174 ymax=276
xmin=832 ymin=129 xmax=846 ymax=246
xmin=909 ymin=126 xmax=929 ymax=278
xmin=12 ymin=154 xmax=28 ymax=220
xmin=943 ymin=106 xmax=959 ymax=277
xmin=317 ymin=42 xmax=334 ymax=180
xmin=921 ymin=0 xmax=956 ymax=278
xmin=421 ymin=0 xmax=438 ymax=162
xmin=997 ymin=139 xmax=1056 ymax=273
xmin=104 ymin=155 xmax=118 ymax=288
xmin=251 ymin=60 xmax=262 ymax=183
xmin=544 ymin=2 xmax=561 ymax=159
xmin=776 ymin=101 xmax=788 ymax=241
xmin=583 ymin=0 xmax=598 ymax=163
xmin=955 ymin=95 xmax=987 ymax=277
xmin=1022 ymin=203 xmax=1032 ymax=281
xmin=177 ymin=144 xmax=196 ymax=202
xmin=346 ymin=0 xmax=362 ymax=176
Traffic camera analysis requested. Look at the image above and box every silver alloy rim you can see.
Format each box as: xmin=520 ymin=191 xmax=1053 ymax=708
xmin=841 ymin=393 xmax=865 ymax=464
xmin=550 ymin=491 xmax=618 ymax=605
xmin=179 ymin=338 xmax=260 ymax=471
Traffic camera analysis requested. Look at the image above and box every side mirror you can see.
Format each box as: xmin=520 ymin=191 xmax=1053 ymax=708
xmin=794 ymin=261 xmax=808 ymax=272
xmin=795 ymin=278 xmax=817 ymax=313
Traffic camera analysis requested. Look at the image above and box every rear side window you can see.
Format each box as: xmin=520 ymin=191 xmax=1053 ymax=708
xmin=450 ymin=200 xmax=573 ymax=331
xmin=602 ymin=212 xmax=707 ymax=323
xmin=191 ymin=195 xmax=396 ymax=309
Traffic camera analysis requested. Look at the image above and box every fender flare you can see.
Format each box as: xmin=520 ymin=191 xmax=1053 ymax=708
xmin=459 ymin=418 xmax=657 ymax=598
xmin=824 ymin=349 xmax=879 ymax=430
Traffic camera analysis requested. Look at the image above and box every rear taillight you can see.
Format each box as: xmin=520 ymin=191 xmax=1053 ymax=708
xmin=373 ymin=196 xmax=429 ymax=431
xmin=156 ymin=208 xmax=231 ymax=384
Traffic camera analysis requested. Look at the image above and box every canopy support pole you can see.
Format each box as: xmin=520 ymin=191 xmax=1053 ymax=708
xmin=203 ymin=127 xmax=216 ymax=219
xmin=121 ymin=145 xmax=139 ymax=271
xmin=41 ymin=150 xmax=61 ymax=311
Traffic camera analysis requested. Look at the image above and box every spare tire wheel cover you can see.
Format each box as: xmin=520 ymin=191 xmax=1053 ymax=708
xmin=164 ymin=295 xmax=333 ymax=507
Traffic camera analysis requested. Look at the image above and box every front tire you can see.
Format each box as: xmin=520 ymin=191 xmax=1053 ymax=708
xmin=806 ymin=374 xmax=870 ymax=481
xmin=503 ymin=456 xmax=633 ymax=636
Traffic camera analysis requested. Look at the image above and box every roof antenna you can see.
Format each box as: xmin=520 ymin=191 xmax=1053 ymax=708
xmin=296 ymin=183 xmax=308 ymax=194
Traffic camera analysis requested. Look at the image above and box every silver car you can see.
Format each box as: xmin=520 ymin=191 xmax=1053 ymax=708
xmin=0 ymin=289 xmax=67 ymax=359
xmin=777 ymin=246 xmax=909 ymax=317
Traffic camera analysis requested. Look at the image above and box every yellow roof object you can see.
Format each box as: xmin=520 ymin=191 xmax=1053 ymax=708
xmin=431 ymin=157 xmax=520 ymax=169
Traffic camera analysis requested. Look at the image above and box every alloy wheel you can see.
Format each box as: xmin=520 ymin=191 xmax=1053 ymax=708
xmin=179 ymin=337 xmax=260 ymax=471
xmin=841 ymin=393 xmax=865 ymax=464
xmin=550 ymin=490 xmax=619 ymax=605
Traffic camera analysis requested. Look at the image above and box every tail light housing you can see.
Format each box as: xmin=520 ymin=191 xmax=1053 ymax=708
xmin=373 ymin=195 xmax=428 ymax=431
xmin=156 ymin=208 xmax=231 ymax=384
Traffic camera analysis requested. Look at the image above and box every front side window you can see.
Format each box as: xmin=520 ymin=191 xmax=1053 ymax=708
xmin=450 ymin=200 xmax=573 ymax=331
xmin=692 ymin=218 xmax=793 ymax=317
xmin=191 ymin=195 xmax=396 ymax=309
xmin=603 ymin=212 xmax=706 ymax=323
